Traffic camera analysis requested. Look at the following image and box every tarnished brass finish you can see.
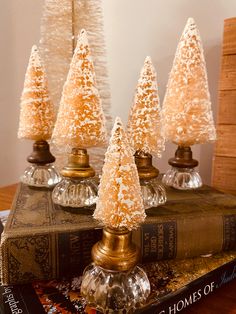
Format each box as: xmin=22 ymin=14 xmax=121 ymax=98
xmin=27 ymin=140 xmax=55 ymax=165
xmin=168 ymin=146 xmax=198 ymax=168
xmin=135 ymin=150 xmax=159 ymax=179
xmin=61 ymin=148 xmax=95 ymax=178
xmin=92 ymin=227 xmax=139 ymax=272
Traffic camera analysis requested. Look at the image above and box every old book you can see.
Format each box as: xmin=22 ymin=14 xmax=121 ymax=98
xmin=0 ymin=183 xmax=101 ymax=285
xmin=1 ymin=184 xmax=236 ymax=285
xmin=0 ymin=252 xmax=235 ymax=314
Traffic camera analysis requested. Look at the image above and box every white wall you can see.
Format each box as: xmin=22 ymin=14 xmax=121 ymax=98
xmin=0 ymin=0 xmax=236 ymax=186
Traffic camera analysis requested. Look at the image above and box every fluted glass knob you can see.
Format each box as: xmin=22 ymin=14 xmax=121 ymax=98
xmin=52 ymin=177 xmax=98 ymax=208
xmin=81 ymin=263 xmax=150 ymax=313
xmin=140 ymin=178 xmax=167 ymax=209
xmin=162 ymin=167 xmax=202 ymax=190
xmin=21 ymin=163 xmax=61 ymax=188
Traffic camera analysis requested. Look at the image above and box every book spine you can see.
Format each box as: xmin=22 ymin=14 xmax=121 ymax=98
xmin=137 ymin=258 xmax=236 ymax=314
xmin=0 ymin=284 xmax=44 ymax=314
xmin=134 ymin=214 xmax=236 ymax=263
xmin=0 ymin=228 xmax=102 ymax=285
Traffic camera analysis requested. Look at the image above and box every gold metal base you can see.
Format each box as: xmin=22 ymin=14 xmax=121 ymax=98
xmin=92 ymin=227 xmax=139 ymax=272
xmin=27 ymin=140 xmax=55 ymax=165
xmin=168 ymin=146 xmax=198 ymax=169
xmin=135 ymin=150 xmax=159 ymax=180
xmin=60 ymin=148 xmax=95 ymax=179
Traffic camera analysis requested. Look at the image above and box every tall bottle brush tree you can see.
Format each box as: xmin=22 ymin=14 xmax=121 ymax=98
xmin=162 ymin=18 xmax=216 ymax=146
xmin=52 ymin=29 xmax=107 ymax=208
xmin=52 ymin=29 xmax=107 ymax=149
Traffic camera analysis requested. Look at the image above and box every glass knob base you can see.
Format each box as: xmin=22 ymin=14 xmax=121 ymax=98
xmin=20 ymin=163 xmax=61 ymax=188
xmin=52 ymin=177 xmax=98 ymax=208
xmin=162 ymin=167 xmax=202 ymax=190
xmin=81 ymin=263 xmax=150 ymax=313
xmin=140 ymin=178 xmax=167 ymax=209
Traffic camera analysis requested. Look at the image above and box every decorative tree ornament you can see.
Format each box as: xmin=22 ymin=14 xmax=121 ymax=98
xmin=40 ymin=0 xmax=112 ymax=174
xmin=81 ymin=117 xmax=150 ymax=313
xmin=52 ymin=29 xmax=107 ymax=209
xmin=127 ymin=56 xmax=166 ymax=208
xmin=162 ymin=18 xmax=216 ymax=190
xmin=18 ymin=45 xmax=60 ymax=188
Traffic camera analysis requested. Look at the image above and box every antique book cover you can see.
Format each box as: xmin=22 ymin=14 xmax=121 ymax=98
xmin=0 ymin=252 xmax=235 ymax=314
xmin=1 ymin=183 xmax=236 ymax=285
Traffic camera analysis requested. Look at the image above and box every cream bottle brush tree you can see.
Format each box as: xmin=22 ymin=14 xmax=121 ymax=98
xmin=18 ymin=45 xmax=60 ymax=188
xmin=81 ymin=117 xmax=150 ymax=313
xmin=127 ymin=56 xmax=166 ymax=208
xmin=52 ymin=29 xmax=107 ymax=208
xmin=162 ymin=17 xmax=216 ymax=190
xmin=93 ymin=117 xmax=146 ymax=230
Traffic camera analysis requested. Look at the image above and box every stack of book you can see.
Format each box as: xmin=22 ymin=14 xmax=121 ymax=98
xmin=0 ymin=183 xmax=236 ymax=313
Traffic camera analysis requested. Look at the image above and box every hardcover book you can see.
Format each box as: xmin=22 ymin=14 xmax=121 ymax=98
xmin=1 ymin=183 xmax=236 ymax=285
xmin=0 ymin=252 xmax=235 ymax=314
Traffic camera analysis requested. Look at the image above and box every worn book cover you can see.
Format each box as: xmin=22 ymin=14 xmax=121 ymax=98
xmin=1 ymin=183 xmax=236 ymax=285
xmin=0 ymin=252 xmax=235 ymax=314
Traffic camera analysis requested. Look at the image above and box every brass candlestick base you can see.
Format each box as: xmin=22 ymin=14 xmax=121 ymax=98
xmin=92 ymin=227 xmax=139 ymax=271
xmin=135 ymin=151 xmax=166 ymax=208
xmin=162 ymin=146 xmax=202 ymax=190
xmin=52 ymin=148 xmax=98 ymax=208
xmin=21 ymin=140 xmax=60 ymax=188
xmin=81 ymin=227 xmax=150 ymax=313
xmin=60 ymin=148 xmax=95 ymax=178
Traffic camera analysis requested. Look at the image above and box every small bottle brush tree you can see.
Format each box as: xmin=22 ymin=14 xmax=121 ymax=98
xmin=162 ymin=18 xmax=216 ymax=190
xmin=127 ymin=56 xmax=166 ymax=208
xmin=81 ymin=117 xmax=150 ymax=313
xmin=52 ymin=29 xmax=107 ymax=208
xmin=18 ymin=45 xmax=60 ymax=188
xmin=94 ymin=117 xmax=146 ymax=230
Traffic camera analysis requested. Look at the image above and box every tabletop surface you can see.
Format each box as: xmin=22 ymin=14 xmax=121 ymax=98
xmin=0 ymin=183 xmax=235 ymax=314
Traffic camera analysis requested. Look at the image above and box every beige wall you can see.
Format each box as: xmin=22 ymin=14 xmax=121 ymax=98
xmin=0 ymin=0 xmax=236 ymax=186
xmin=0 ymin=0 xmax=44 ymax=186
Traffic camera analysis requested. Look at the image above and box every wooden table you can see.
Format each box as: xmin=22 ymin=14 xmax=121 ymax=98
xmin=0 ymin=184 xmax=236 ymax=313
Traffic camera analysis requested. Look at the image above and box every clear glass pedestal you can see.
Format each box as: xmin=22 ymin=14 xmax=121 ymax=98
xmin=81 ymin=263 xmax=150 ymax=314
xmin=162 ymin=167 xmax=202 ymax=190
xmin=52 ymin=177 xmax=98 ymax=208
xmin=21 ymin=163 xmax=61 ymax=188
xmin=140 ymin=177 xmax=167 ymax=208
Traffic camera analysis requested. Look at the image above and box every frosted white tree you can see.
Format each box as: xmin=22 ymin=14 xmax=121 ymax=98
xmin=162 ymin=18 xmax=216 ymax=146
